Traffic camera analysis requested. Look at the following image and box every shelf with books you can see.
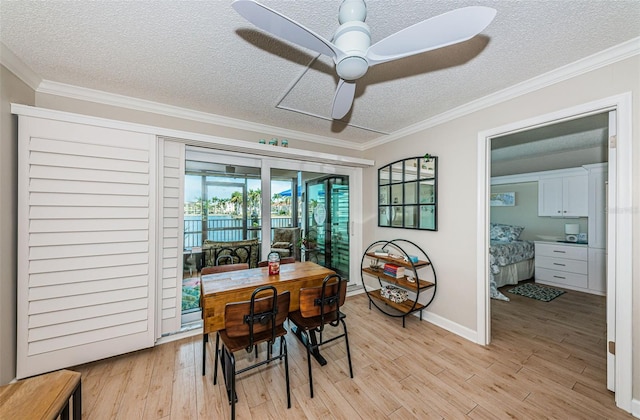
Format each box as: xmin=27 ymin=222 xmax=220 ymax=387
xmin=361 ymin=239 xmax=437 ymax=327
xmin=364 ymin=252 xmax=430 ymax=269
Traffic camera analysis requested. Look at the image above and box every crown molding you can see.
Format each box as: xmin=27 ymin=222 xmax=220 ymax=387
xmin=362 ymin=36 xmax=640 ymax=151
xmin=0 ymin=43 xmax=42 ymax=91
xmin=11 ymin=103 xmax=375 ymax=167
xmin=36 ymin=79 xmax=364 ymax=151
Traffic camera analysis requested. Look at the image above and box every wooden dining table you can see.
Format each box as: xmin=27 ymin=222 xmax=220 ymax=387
xmin=201 ymin=261 xmax=336 ymax=373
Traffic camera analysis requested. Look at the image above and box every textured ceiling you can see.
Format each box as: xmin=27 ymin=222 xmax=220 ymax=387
xmin=1 ymin=0 xmax=639 ymax=146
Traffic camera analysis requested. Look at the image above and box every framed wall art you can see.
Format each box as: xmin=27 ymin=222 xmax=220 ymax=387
xmin=490 ymin=192 xmax=515 ymax=206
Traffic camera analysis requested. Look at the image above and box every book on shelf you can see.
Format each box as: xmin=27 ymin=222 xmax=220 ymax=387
xmin=383 ymin=263 xmax=405 ymax=278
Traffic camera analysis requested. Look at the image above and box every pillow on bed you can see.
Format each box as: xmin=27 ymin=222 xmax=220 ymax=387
xmin=490 ymin=223 xmax=524 ymax=242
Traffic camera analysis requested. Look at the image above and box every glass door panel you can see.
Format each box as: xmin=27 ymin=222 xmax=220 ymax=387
xmin=330 ymin=179 xmax=349 ymax=277
xmin=269 ymin=169 xmax=302 ymax=261
xmin=182 ymin=162 xmax=260 ymax=326
xmin=305 ymin=175 xmax=349 ymax=279
xmin=270 ymin=170 xmax=298 ymax=232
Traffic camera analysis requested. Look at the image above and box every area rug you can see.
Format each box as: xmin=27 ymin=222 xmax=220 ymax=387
xmin=507 ymin=283 xmax=565 ymax=302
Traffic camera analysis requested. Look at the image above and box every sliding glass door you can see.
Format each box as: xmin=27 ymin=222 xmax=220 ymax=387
xmin=182 ymin=161 xmax=261 ymax=324
xmin=305 ymin=175 xmax=350 ymax=279
xmin=178 ymin=148 xmax=362 ymax=330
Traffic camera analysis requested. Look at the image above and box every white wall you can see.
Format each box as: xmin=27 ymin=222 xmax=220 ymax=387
xmin=362 ymin=55 xmax=640 ymax=400
xmin=0 ymin=65 xmax=35 ymax=383
xmin=490 ymin=182 xmax=588 ymax=241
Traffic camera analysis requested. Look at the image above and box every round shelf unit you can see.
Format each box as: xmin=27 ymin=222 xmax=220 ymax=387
xmin=360 ymin=239 xmax=437 ymax=327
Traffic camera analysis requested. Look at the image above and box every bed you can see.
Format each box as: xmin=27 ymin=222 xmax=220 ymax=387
xmin=489 ymin=223 xmax=535 ymax=301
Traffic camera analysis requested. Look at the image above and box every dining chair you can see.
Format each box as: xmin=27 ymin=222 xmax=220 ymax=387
xmin=201 ymin=262 xmax=250 ymax=376
xmin=288 ymin=274 xmax=353 ymax=398
xmin=201 ymin=263 xmax=249 ymax=276
xmin=214 ymin=286 xmax=291 ymax=420
xmin=257 ymin=256 xmax=296 ymax=267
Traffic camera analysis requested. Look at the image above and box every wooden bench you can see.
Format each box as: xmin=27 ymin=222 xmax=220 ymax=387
xmin=0 ymin=369 xmax=81 ymax=419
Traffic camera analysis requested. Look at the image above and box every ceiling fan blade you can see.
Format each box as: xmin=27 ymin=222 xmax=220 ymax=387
xmin=331 ymin=79 xmax=356 ymax=119
xmin=232 ymin=0 xmax=343 ymax=60
xmin=366 ymin=6 xmax=497 ymax=65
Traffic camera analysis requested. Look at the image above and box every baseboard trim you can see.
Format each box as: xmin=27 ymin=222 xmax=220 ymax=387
xmin=418 ymin=311 xmax=478 ymax=343
xmin=156 ymin=326 xmax=203 ymax=346
xmin=631 ymin=398 xmax=640 ymax=418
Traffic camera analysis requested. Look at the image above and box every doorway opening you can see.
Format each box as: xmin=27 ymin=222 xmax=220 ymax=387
xmin=489 ymin=112 xmax=608 ymax=300
xmin=477 ymin=93 xmax=633 ymax=412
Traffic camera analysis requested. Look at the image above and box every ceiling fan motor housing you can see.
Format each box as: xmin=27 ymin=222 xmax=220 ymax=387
xmin=334 ymin=21 xmax=371 ymax=80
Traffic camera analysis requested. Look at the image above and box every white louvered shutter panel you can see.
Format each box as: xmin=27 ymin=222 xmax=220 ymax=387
xmin=158 ymin=139 xmax=185 ymax=335
xmin=16 ymin=115 xmax=156 ymax=378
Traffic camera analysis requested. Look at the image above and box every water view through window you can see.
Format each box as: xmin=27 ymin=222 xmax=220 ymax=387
xmin=181 ymin=160 xmax=351 ymax=327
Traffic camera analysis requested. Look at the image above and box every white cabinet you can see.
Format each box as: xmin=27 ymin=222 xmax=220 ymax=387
xmin=535 ymin=241 xmax=603 ymax=295
xmin=588 ymin=248 xmax=606 ymax=294
xmin=538 ymin=174 xmax=588 ymax=217
xmin=586 ymin=163 xmax=608 ymax=249
xmin=585 ymin=163 xmax=607 ymax=295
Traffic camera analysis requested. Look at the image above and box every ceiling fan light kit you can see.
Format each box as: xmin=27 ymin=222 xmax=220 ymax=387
xmin=231 ymin=0 xmax=496 ymax=119
xmin=334 ymin=21 xmax=370 ymax=80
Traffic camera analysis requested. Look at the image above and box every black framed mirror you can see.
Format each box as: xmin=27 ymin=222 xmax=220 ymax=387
xmin=378 ymin=156 xmax=437 ymax=230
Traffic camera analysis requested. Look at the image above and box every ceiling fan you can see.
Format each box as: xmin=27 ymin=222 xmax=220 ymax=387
xmin=232 ymin=0 xmax=496 ymax=119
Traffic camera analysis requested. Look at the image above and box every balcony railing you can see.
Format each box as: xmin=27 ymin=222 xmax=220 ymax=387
xmin=184 ymin=216 xmax=293 ymax=248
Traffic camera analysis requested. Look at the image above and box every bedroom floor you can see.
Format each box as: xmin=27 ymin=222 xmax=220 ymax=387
xmin=72 ymin=290 xmax=632 ymax=419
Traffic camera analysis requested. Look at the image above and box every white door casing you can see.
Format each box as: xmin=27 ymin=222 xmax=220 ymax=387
xmin=606 ymin=109 xmax=617 ymax=392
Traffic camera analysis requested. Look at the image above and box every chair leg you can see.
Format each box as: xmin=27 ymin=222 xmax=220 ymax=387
xmin=282 ymin=336 xmax=291 ymax=408
xmin=341 ymin=319 xmax=354 ymax=378
xmin=214 ymin=333 xmax=220 ymax=385
xmin=202 ymin=333 xmax=208 ymax=376
xmin=305 ymin=331 xmax=314 ymax=398
xmin=229 ymin=350 xmax=236 ymax=420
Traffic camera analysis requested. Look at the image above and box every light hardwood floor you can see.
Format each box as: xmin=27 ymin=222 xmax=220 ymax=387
xmin=73 ymin=289 xmax=633 ymax=419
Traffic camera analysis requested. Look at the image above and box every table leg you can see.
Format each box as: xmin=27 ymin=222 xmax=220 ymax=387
xmin=61 ymin=403 xmax=69 ymax=420
xmin=289 ymin=324 xmax=327 ymax=366
xmin=202 ymin=333 xmax=207 ymax=376
xmin=73 ymin=381 xmax=82 ymax=419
